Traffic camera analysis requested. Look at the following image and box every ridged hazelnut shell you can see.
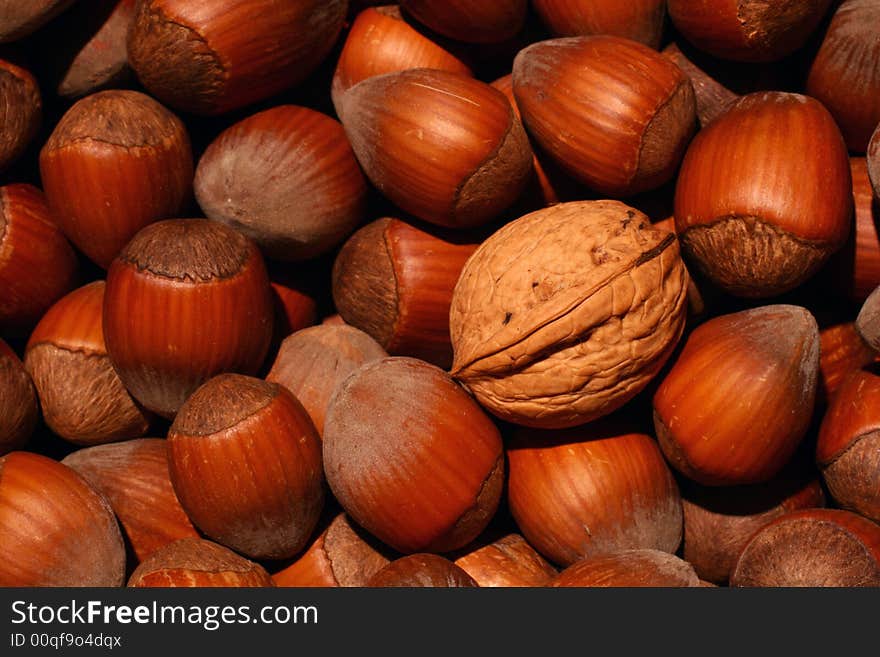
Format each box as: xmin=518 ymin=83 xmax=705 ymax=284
xmin=653 ymin=305 xmax=820 ymax=486
xmin=730 ymin=508 xmax=880 ymax=587
xmin=507 ymin=424 xmax=683 ymax=567
xmin=62 ymin=438 xmax=199 ymax=564
xmin=453 ymin=533 xmax=558 ymax=587
xmin=0 ymin=183 xmax=79 ymax=337
xmin=674 ymin=92 xmax=852 ymax=298
xmin=512 ymin=35 xmax=697 ymax=197
xmin=819 ymin=322 xmax=877 ymax=402
xmin=532 ymin=0 xmax=666 ymax=49
xmin=194 ymin=105 xmax=368 ymax=261
xmin=550 ymin=549 xmax=701 ymax=587
xmin=0 ymin=0 xmax=74 ymax=42
xmin=667 ymin=0 xmax=833 ymax=63
xmin=0 ymin=58 xmax=41 ymax=171
xmin=39 ymin=89 xmax=193 ymax=269
xmin=399 ymin=0 xmax=526 ymax=44
xmin=367 ymin=554 xmax=478 ymax=587
xmin=450 ymin=200 xmax=688 ymax=429
xmin=337 ymin=68 xmax=533 ymax=229
xmin=168 ymin=374 xmax=324 ymax=560
xmin=128 ymin=538 xmax=274 ymax=587
xmin=103 ymin=219 xmax=274 ymax=419
xmin=806 ymin=0 xmax=880 ymax=152
xmin=127 ymin=0 xmax=347 ymax=116
xmin=323 ymin=357 xmax=504 ymax=554
xmin=266 ymin=324 xmax=387 ymax=437
xmin=25 ymin=281 xmax=152 ymax=445
xmin=0 ymin=451 xmax=126 ymax=586
xmin=0 ymin=338 xmax=38 ymax=454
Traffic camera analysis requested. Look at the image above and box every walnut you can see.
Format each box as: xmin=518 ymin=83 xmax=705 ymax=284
xmin=449 ymin=200 xmax=689 ymax=429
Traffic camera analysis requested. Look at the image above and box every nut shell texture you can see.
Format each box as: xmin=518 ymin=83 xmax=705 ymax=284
xmin=450 ymin=200 xmax=688 ymax=429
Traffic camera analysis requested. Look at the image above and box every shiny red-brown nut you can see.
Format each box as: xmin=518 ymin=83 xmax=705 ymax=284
xmin=272 ymin=512 xmax=393 ymax=587
xmin=730 ymin=508 xmax=880 ymax=587
xmin=0 ymin=0 xmax=74 ymax=42
xmin=0 ymin=451 xmax=126 ymax=586
xmin=0 ymin=184 xmax=79 ymax=337
xmin=168 ymin=374 xmax=324 ymax=560
xmin=654 ymin=305 xmax=820 ymax=486
xmin=336 ymin=68 xmax=533 ymax=229
xmin=661 ymin=42 xmax=740 ymax=127
xmin=62 ymin=438 xmax=199 ymax=563
xmin=819 ymin=322 xmax=877 ymax=402
xmin=37 ymin=0 xmax=135 ymax=99
xmin=104 ymin=219 xmax=274 ymax=419
xmin=368 ymin=554 xmax=478 ymax=587
xmin=0 ymin=339 xmax=38 ymax=455
xmin=323 ymin=357 xmax=504 ymax=554
xmin=399 ymin=0 xmax=526 ymax=44
xmin=817 ymin=370 xmax=880 ymax=523
xmin=266 ymin=325 xmax=387 ymax=437
xmin=674 ymin=92 xmax=852 ymax=298
xmin=0 ymin=58 xmax=40 ymax=171
xmin=24 ymin=281 xmax=151 ymax=445
xmin=550 ymin=549 xmax=701 ymax=587
xmin=331 ymin=217 xmax=479 ymax=368
xmin=513 ymin=36 xmax=697 ymax=198
xmin=681 ymin=473 xmax=826 ymax=584
xmin=806 ymin=0 xmax=880 ymax=152
xmin=453 ymin=533 xmax=558 ymax=587
xmin=194 ymin=105 xmax=368 ymax=262
xmin=127 ymin=0 xmax=346 ymax=116
xmin=39 ymin=90 xmax=193 ymax=269
xmin=857 ymin=285 xmax=880 ymax=351
xmin=869 ymin=124 xmax=879 ymax=198
xmin=128 ymin=538 xmax=274 ymax=587
xmin=331 ymin=5 xmax=472 ymax=112
xmin=667 ymin=0 xmax=833 ymax=63
xmin=507 ymin=423 xmax=682 ymax=567
xmin=270 ymin=279 xmax=318 ymax=346
xmin=532 ymin=0 xmax=666 ymax=49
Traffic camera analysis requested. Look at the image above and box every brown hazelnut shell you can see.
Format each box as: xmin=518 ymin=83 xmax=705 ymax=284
xmin=550 ymin=549 xmax=701 ymax=587
xmin=453 ymin=533 xmax=558 ymax=588
xmin=367 ymin=554 xmax=478 ymax=587
xmin=819 ymin=322 xmax=877 ymax=402
xmin=661 ymin=42 xmax=740 ymax=128
xmin=0 ymin=0 xmax=75 ymax=42
xmin=532 ymin=0 xmax=666 ymax=49
xmin=399 ymin=0 xmax=527 ymax=44
xmin=856 ymin=285 xmax=880 ymax=351
xmin=0 ymin=338 xmax=38 ymax=455
xmin=0 ymin=57 xmax=41 ymax=171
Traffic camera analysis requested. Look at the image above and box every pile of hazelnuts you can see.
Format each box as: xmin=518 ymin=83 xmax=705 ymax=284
xmin=1 ymin=0 xmax=880 ymax=589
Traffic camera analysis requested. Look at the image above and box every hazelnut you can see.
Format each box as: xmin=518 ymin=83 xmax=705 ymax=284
xmin=0 ymin=57 xmax=41 ymax=171
xmin=103 ymin=219 xmax=274 ymax=419
xmin=453 ymin=533 xmax=558 ymax=588
xmin=674 ymin=92 xmax=852 ymax=298
xmin=653 ymin=305 xmax=820 ymax=486
xmin=367 ymin=554 xmax=478 ymax=587
xmin=550 ymin=549 xmax=701 ymax=587
xmin=0 ymin=338 xmax=38 ymax=455
xmin=24 ymin=281 xmax=152 ymax=445
xmin=0 ymin=0 xmax=74 ymax=42
xmin=450 ymin=200 xmax=688 ymax=429
xmin=856 ymin=285 xmax=880 ymax=351
xmin=194 ymin=105 xmax=368 ymax=262
xmin=399 ymin=0 xmax=527 ymax=44
xmin=532 ymin=0 xmax=666 ymax=49
xmin=167 ymin=374 xmax=324 ymax=560
xmin=819 ymin=322 xmax=877 ymax=402
xmin=323 ymin=357 xmax=504 ymax=554
xmin=331 ymin=217 xmax=479 ymax=368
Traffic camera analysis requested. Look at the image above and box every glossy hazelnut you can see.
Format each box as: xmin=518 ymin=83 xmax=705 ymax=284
xmin=272 ymin=512 xmax=393 ymax=587
xmin=332 ymin=217 xmax=479 ymax=368
xmin=194 ymin=105 xmax=368 ymax=262
xmin=0 ymin=57 xmax=40 ymax=171
xmin=0 ymin=338 xmax=38 ymax=455
xmin=730 ymin=508 xmax=880 ymax=587
xmin=512 ymin=36 xmax=697 ymax=197
xmin=127 ymin=0 xmax=347 ymax=115
xmin=532 ymin=0 xmax=666 ymax=49
xmin=0 ymin=0 xmax=74 ymax=42
xmin=453 ymin=533 xmax=558 ymax=587
xmin=331 ymin=5 xmax=472 ymax=112
xmin=667 ymin=0 xmax=833 ymax=63
xmin=654 ymin=305 xmax=820 ymax=486
xmin=62 ymin=438 xmax=199 ymax=564
xmin=168 ymin=374 xmax=323 ymax=560
xmin=39 ymin=90 xmax=193 ymax=269
xmin=128 ymin=538 xmax=274 ymax=588
xmin=816 ymin=370 xmax=880 ymax=523
xmin=25 ymin=281 xmax=152 ymax=445
xmin=550 ymin=549 xmax=701 ymax=587
xmin=367 ymin=554 xmax=478 ymax=587
xmin=336 ymin=68 xmax=533 ymax=229
xmin=266 ymin=324 xmax=387 ymax=437
xmin=0 ymin=451 xmax=126 ymax=586
xmin=674 ymin=92 xmax=852 ymax=298
xmin=806 ymin=0 xmax=880 ymax=152
xmin=323 ymin=357 xmax=504 ymax=554
xmin=819 ymin=322 xmax=877 ymax=402
xmin=399 ymin=0 xmax=527 ymax=44
xmin=270 ymin=278 xmax=318 ymax=347
xmin=0 ymin=184 xmax=79 ymax=337
xmin=507 ymin=421 xmax=683 ymax=567
xmin=103 ymin=219 xmax=274 ymax=418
